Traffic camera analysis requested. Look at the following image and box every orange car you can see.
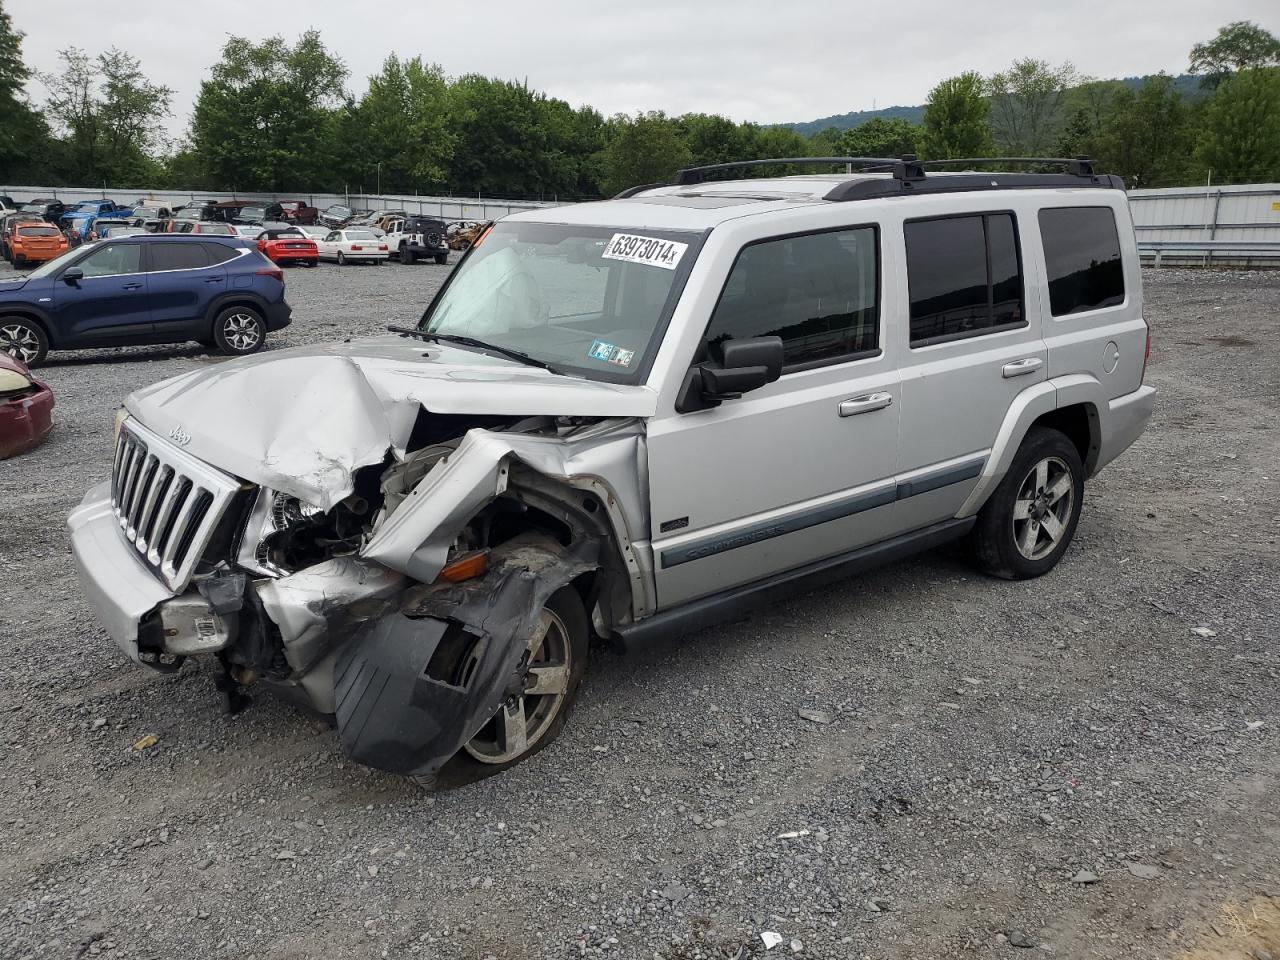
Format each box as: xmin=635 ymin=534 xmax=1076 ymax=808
xmin=9 ymin=223 xmax=69 ymax=267
xmin=256 ymin=227 xmax=319 ymax=267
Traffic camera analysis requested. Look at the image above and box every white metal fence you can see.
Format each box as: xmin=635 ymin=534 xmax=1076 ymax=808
xmin=0 ymin=186 xmax=561 ymax=222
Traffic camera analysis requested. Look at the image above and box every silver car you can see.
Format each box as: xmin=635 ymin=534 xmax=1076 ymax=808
xmin=69 ymin=157 xmax=1155 ymax=784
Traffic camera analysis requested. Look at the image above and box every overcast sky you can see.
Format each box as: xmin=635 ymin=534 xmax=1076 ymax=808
xmin=9 ymin=0 xmax=1278 ymax=139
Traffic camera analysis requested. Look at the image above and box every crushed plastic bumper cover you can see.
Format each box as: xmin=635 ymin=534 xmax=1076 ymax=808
xmin=334 ymin=536 xmax=597 ymax=781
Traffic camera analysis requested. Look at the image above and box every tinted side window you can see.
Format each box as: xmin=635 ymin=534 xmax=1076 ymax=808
xmin=77 ymin=243 xmax=142 ymax=278
xmin=150 ymin=242 xmax=209 ymax=272
xmin=905 ymin=213 xmax=1024 ymax=346
xmin=705 ymin=227 xmax=879 ymax=368
xmin=203 ymin=243 xmax=240 ymax=265
xmin=1039 ymin=206 xmax=1125 ymax=316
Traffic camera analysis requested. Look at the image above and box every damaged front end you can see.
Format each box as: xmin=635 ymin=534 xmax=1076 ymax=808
xmin=70 ymin=400 xmax=649 ymax=779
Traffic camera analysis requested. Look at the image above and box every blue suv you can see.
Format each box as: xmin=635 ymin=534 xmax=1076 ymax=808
xmin=0 ymin=235 xmax=291 ymax=365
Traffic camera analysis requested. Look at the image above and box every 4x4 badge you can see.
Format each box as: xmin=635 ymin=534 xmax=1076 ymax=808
xmin=169 ymin=425 xmax=192 ymax=446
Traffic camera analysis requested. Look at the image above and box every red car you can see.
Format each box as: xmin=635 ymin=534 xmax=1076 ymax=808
xmin=0 ymin=350 xmax=54 ymax=458
xmin=257 ymin=227 xmax=319 ymax=267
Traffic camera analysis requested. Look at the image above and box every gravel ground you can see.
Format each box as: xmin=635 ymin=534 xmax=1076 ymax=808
xmin=1 ymin=262 xmax=1277 ymax=960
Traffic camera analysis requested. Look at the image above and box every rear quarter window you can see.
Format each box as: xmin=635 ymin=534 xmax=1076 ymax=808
xmin=1038 ymin=206 xmax=1125 ymax=316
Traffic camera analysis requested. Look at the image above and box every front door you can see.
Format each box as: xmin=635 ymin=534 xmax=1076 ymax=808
xmin=647 ymin=224 xmax=901 ymax=609
xmin=52 ymin=242 xmax=151 ymax=344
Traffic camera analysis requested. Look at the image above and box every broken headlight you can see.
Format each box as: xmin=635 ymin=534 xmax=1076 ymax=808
xmin=236 ymin=488 xmax=326 ymax=577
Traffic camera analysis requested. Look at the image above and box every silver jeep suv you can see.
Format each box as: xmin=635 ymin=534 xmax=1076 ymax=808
xmin=69 ymin=157 xmax=1155 ymax=783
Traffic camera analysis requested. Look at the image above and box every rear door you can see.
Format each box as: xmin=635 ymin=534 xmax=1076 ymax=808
xmin=145 ymin=241 xmax=221 ymax=338
xmin=51 ymin=242 xmax=151 ymax=343
xmin=891 ymin=204 xmax=1047 ymax=526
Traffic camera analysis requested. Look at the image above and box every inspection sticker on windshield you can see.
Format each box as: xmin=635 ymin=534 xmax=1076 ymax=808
xmin=588 ymin=340 xmax=635 ymax=367
xmin=602 ymin=233 xmax=688 ymax=270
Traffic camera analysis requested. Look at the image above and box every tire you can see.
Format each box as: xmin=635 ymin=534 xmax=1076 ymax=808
xmin=434 ymin=252 xmax=448 ymax=265
xmin=211 ymin=305 xmax=266 ymax=356
xmin=305 ymin=260 xmax=317 ymax=268
xmin=336 ymin=252 xmax=346 ymax=266
xmin=11 ymin=255 xmax=24 ymax=269
xmin=968 ymin=426 xmax=1084 ymax=580
xmin=0 ymin=316 xmax=49 ymax=365
xmin=399 ymin=245 xmax=415 ymax=265
xmin=455 ymin=585 xmax=589 ymax=774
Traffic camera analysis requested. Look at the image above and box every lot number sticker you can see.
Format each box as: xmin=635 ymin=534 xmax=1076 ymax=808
xmin=603 ymin=233 xmax=688 ymax=270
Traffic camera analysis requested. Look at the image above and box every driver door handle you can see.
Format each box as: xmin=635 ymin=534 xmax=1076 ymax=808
xmin=121 ymin=282 xmax=143 ymax=290
xmin=1002 ymin=357 xmax=1043 ymax=378
xmin=838 ymin=392 xmax=893 ymax=417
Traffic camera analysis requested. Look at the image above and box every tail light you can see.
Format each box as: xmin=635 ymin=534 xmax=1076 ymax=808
xmin=257 ymin=266 xmax=284 ymax=282
xmin=351 ymin=245 xmax=363 ymax=251
xmin=379 ymin=245 xmax=388 ymax=251
xmin=1142 ymin=327 xmax=1151 ymax=382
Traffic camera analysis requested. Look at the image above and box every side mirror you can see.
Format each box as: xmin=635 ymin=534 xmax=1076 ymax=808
xmin=62 ymin=267 xmax=84 ymax=285
xmin=676 ymin=336 xmax=784 ymax=413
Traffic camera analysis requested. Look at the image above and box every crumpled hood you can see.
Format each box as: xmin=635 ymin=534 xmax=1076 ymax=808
xmin=124 ymin=335 xmax=657 ymax=509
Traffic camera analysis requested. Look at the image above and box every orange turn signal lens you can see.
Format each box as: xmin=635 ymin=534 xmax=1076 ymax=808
xmin=438 ymin=550 xmax=489 ymax=583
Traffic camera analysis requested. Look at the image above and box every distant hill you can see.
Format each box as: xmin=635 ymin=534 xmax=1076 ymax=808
xmin=782 ymin=73 xmax=1203 ymax=136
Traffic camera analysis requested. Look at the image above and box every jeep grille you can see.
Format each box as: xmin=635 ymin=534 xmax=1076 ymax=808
xmin=110 ymin=420 xmax=241 ymax=591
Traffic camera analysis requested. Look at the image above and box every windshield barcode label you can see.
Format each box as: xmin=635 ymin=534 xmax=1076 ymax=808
xmin=602 ymin=234 xmax=688 ymax=270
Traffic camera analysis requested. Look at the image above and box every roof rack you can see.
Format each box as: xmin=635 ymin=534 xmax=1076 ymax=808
xmin=673 ymin=157 xmax=906 ymax=185
xmin=615 ymin=155 xmax=1121 ymax=202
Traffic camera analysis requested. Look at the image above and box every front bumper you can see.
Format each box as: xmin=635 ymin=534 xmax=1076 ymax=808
xmin=0 ymin=381 xmax=54 ymax=458
xmin=68 ymin=482 xmax=174 ymax=662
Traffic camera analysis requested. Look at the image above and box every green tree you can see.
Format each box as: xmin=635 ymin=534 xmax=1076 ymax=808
xmin=191 ymin=31 xmax=347 ymax=191
xmin=43 ymin=47 xmax=171 ymax=186
xmin=986 ymin=59 xmax=1080 ymax=155
xmin=1093 ymin=75 xmax=1193 ymax=187
xmin=1197 ymin=67 xmax=1280 ymax=183
xmin=349 ymin=55 xmax=453 ymax=193
xmin=1190 ymin=21 xmax=1280 ymax=87
xmin=601 ymin=112 xmax=690 ymax=195
xmin=1056 ymin=79 xmax=1124 ymax=157
xmin=677 ymin=113 xmax=753 ymax=166
xmin=0 ymin=0 xmax=49 ymax=181
xmin=446 ymin=76 xmax=567 ymax=197
xmin=920 ymin=72 xmax=993 ymax=159
xmin=837 ymin=116 xmax=921 ymax=157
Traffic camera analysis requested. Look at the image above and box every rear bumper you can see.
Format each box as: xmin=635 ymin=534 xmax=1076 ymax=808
xmin=0 ymin=381 xmax=54 ymax=458
xmin=1095 ymin=384 xmax=1156 ymax=473
xmin=68 ymin=482 xmax=174 ymax=662
xmin=266 ymin=300 xmax=292 ymax=331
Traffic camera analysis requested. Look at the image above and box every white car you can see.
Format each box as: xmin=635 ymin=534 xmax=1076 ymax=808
xmin=317 ymin=228 xmax=389 ymax=265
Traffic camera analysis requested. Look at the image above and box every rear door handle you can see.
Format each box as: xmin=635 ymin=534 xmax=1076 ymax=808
xmin=1002 ymin=357 xmax=1043 ymax=378
xmin=121 ymin=282 xmax=143 ymax=290
xmin=838 ymin=392 xmax=893 ymax=417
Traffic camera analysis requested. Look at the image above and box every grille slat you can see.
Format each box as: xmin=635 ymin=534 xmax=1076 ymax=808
xmin=109 ymin=422 xmax=241 ymax=591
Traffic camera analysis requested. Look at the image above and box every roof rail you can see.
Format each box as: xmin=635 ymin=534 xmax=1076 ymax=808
xmin=918 ymin=156 xmax=1097 ymax=177
xmin=673 ymin=157 xmax=902 ymax=185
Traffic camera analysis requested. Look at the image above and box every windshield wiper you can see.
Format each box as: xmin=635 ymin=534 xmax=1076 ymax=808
xmin=387 ymin=325 xmax=561 ymax=374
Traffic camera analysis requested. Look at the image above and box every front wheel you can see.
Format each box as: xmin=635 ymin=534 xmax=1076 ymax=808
xmin=0 ymin=317 xmax=49 ymax=365
xmin=969 ymin=427 xmax=1084 ymax=579
xmin=212 ymin=306 xmax=266 ymax=356
xmin=434 ymin=252 xmax=448 ymax=265
xmin=399 ymin=246 xmax=415 ymax=265
xmin=458 ymin=586 xmax=588 ymax=772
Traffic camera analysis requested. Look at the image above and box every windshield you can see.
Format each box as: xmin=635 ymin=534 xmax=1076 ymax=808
xmin=74 ymin=202 xmax=100 ymax=212
xmin=420 ymin=221 xmax=703 ymax=384
xmin=23 ymin=247 xmax=79 ymax=278
xmin=328 ymin=206 xmax=351 ymax=216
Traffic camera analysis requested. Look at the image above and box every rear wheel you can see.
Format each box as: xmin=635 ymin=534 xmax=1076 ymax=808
xmin=11 ymin=254 xmax=24 ymax=268
xmin=212 ymin=306 xmax=266 ymax=356
xmin=969 ymin=427 xmax=1084 ymax=579
xmin=435 ymin=251 xmax=448 ymax=265
xmin=336 ymin=251 xmax=346 ymax=266
xmin=399 ymin=245 xmax=415 ymax=265
xmin=0 ymin=317 xmax=49 ymax=365
xmin=459 ymin=586 xmax=588 ymax=771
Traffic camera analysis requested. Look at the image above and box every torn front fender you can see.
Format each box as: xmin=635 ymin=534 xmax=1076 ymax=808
xmin=333 ymin=536 xmax=597 ymax=781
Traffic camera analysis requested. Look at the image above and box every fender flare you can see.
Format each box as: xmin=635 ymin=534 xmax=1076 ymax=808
xmin=334 ymin=534 xmax=598 ymax=781
xmin=203 ymin=290 xmax=271 ymax=328
xmin=955 ymin=374 xmax=1102 ymax=518
xmin=0 ymin=303 xmax=59 ymax=347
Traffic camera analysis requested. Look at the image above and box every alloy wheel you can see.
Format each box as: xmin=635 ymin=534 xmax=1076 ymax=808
xmin=0 ymin=322 xmax=41 ymax=364
xmin=463 ymin=608 xmax=572 ymax=765
xmin=1011 ymin=455 xmax=1075 ymax=561
xmin=221 ymin=313 xmax=262 ymax=352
